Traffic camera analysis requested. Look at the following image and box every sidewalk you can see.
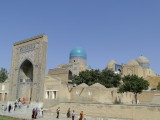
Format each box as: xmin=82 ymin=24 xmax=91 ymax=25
xmin=0 ymin=107 xmax=130 ymax=120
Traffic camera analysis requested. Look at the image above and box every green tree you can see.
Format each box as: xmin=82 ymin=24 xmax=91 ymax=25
xmin=72 ymin=69 xmax=101 ymax=86
xmin=119 ymin=75 xmax=149 ymax=104
xmin=100 ymin=69 xmax=121 ymax=88
xmin=0 ymin=68 xmax=8 ymax=83
xmin=72 ymin=68 xmax=121 ymax=88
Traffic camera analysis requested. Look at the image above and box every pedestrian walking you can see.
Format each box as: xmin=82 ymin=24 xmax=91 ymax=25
xmin=66 ymin=108 xmax=71 ymax=118
xmin=37 ymin=108 xmax=40 ymax=118
xmin=14 ymin=102 xmax=17 ymax=111
xmin=2 ymin=105 xmax=4 ymax=112
xmin=18 ymin=98 xmax=22 ymax=109
xmin=41 ymin=108 xmax=44 ymax=117
xmin=38 ymin=108 xmax=43 ymax=118
xmin=72 ymin=110 xmax=75 ymax=120
xmin=32 ymin=108 xmax=35 ymax=119
xmin=56 ymin=107 xmax=60 ymax=119
xmin=22 ymin=98 xmax=25 ymax=104
xmin=84 ymin=114 xmax=87 ymax=120
xmin=79 ymin=111 xmax=83 ymax=120
xmin=8 ymin=104 xmax=12 ymax=113
xmin=35 ymin=108 xmax=38 ymax=119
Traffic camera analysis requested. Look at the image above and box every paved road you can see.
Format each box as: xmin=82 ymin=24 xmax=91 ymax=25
xmin=0 ymin=110 xmax=73 ymax=120
xmin=0 ymin=110 xmax=87 ymax=120
xmin=0 ymin=107 xmax=129 ymax=120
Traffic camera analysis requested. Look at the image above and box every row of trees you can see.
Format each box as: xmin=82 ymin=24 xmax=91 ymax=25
xmin=72 ymin=68 xmax=149 ymax=104
xmin=72 ymin=69 xmax=121 ymax=88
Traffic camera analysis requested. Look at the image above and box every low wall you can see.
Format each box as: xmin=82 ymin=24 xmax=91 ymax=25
xmin=50 ymin=102 xmax=160 ymax=120
xmin=138 ymin=91 xmax=160 ymax=104
xmin=70 ymin=87 xmax=134 ymax=104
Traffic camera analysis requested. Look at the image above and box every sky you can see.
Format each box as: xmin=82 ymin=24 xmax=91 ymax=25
xmin=0 ymin=0 xmax=160 ymax=74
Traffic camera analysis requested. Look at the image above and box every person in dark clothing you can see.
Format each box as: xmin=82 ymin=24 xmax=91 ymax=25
xmin=56 ymin=107 xmax=60 ymax=119
xmin=32 ymin=108 xmax=35 ymax=119
xmin=8 ymin=104 xmax=12 ymax=113
xmin=66 ymin=108 xmax=71 ymax=118
xmin=14 ymin=102 xmax=17 ymax=111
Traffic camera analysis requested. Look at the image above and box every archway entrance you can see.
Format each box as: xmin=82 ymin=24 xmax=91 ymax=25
xmin=68 ymin=70 xmax=72 ymax=80
xmin=18 ymin=59 xmax=33 ymax=104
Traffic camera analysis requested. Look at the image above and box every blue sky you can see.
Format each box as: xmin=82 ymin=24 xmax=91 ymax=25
xmin=0 ymin=0 xmax=160 ymax=74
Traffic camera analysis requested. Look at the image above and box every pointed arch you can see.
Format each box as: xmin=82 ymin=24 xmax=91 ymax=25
xmin=68 ymin=70 xmax=73 ymax=80
xmin=19 ymin=59 xmax=33 ymax=82
xmin=19 ymin=58 xmax=33 ymax=68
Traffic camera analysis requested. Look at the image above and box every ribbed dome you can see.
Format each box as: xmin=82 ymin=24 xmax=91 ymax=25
xmin=128 ymin=60 xmax=139 ymax=66
xmin=69 ymin=47 xmax=87 ymax=59
xmin=136 ymin=56 xmax=150 ymax=64
xmin=136 ymin=56 xmax=150 ymax=68
xmin=107 ymin=60 xmax=116 ymax=68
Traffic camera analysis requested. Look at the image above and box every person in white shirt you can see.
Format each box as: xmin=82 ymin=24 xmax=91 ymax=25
xmin=72 ymin=110 xmax=75 ymax=120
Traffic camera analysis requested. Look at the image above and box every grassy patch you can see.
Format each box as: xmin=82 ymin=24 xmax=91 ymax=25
xmin=0 ymin=116 xmax=22 ymax=120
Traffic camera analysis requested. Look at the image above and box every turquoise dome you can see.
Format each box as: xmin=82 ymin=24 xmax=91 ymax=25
xmin=70 ymin=47 xmax=87 ymax=59
xmin=87 ymin=65 xmax=92 ymax=69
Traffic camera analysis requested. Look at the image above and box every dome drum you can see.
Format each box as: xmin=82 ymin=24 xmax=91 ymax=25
xmin=139 ymin=63 xmax=150 ymax=68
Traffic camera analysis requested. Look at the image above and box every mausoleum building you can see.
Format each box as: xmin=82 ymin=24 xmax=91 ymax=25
xmin=0 ymin=34 xmax=159 ymax=108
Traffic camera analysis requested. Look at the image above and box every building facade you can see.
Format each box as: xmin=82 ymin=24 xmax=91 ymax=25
xmin=2 ymin=34 xmax=159 ymax=108
xmin=107 ymin=56 xmax=155 ymax=78
xmin=8 ymin=34 xmax=48 ymax=107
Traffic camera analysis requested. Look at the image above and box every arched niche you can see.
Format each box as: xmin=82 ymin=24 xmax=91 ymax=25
xmin=68 ymin=70 xmax=73 ymax=80
xmin=19 ymin=59 xmax=33 ymax=82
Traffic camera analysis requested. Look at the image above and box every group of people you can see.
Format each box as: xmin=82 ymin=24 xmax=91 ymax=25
xmin=1 ymin=98 xmax=26 ymax=113
xmin=1 ymin=104 xmax=15 ymax=113
xmin=32 ymin=108 xmax=43 ymax=119
xmin=56 ymin=107 xmax=86 ymax=120
xmin=2 ymin=98 xmax=26 ymax=112
xmin=14 ymin=98 xmax=26 ymax=110
xmin=13 ymin=98 xmax=26 ymax=111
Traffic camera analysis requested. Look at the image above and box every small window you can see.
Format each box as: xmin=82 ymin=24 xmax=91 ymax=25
xmin=54 ymin=91 xmax=57 ymax=99
xmin=74 ymin=60 xmax=75 ymax=62
xmin=45 ymin=90 xmax=57 ymax=99
xmin=4 ymin=93 xmax=7 ymax=101
xmin=2 ymin=85 xmax=5 ymax=90
xmin=45 ymin=91 xmax=49 ymax=99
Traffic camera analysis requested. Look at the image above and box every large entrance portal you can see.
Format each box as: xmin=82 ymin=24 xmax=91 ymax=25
xmin=18 ymin=59 xmax=33 ymax=104
xmin=9 ymin=34 xmax=48 ymax=107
